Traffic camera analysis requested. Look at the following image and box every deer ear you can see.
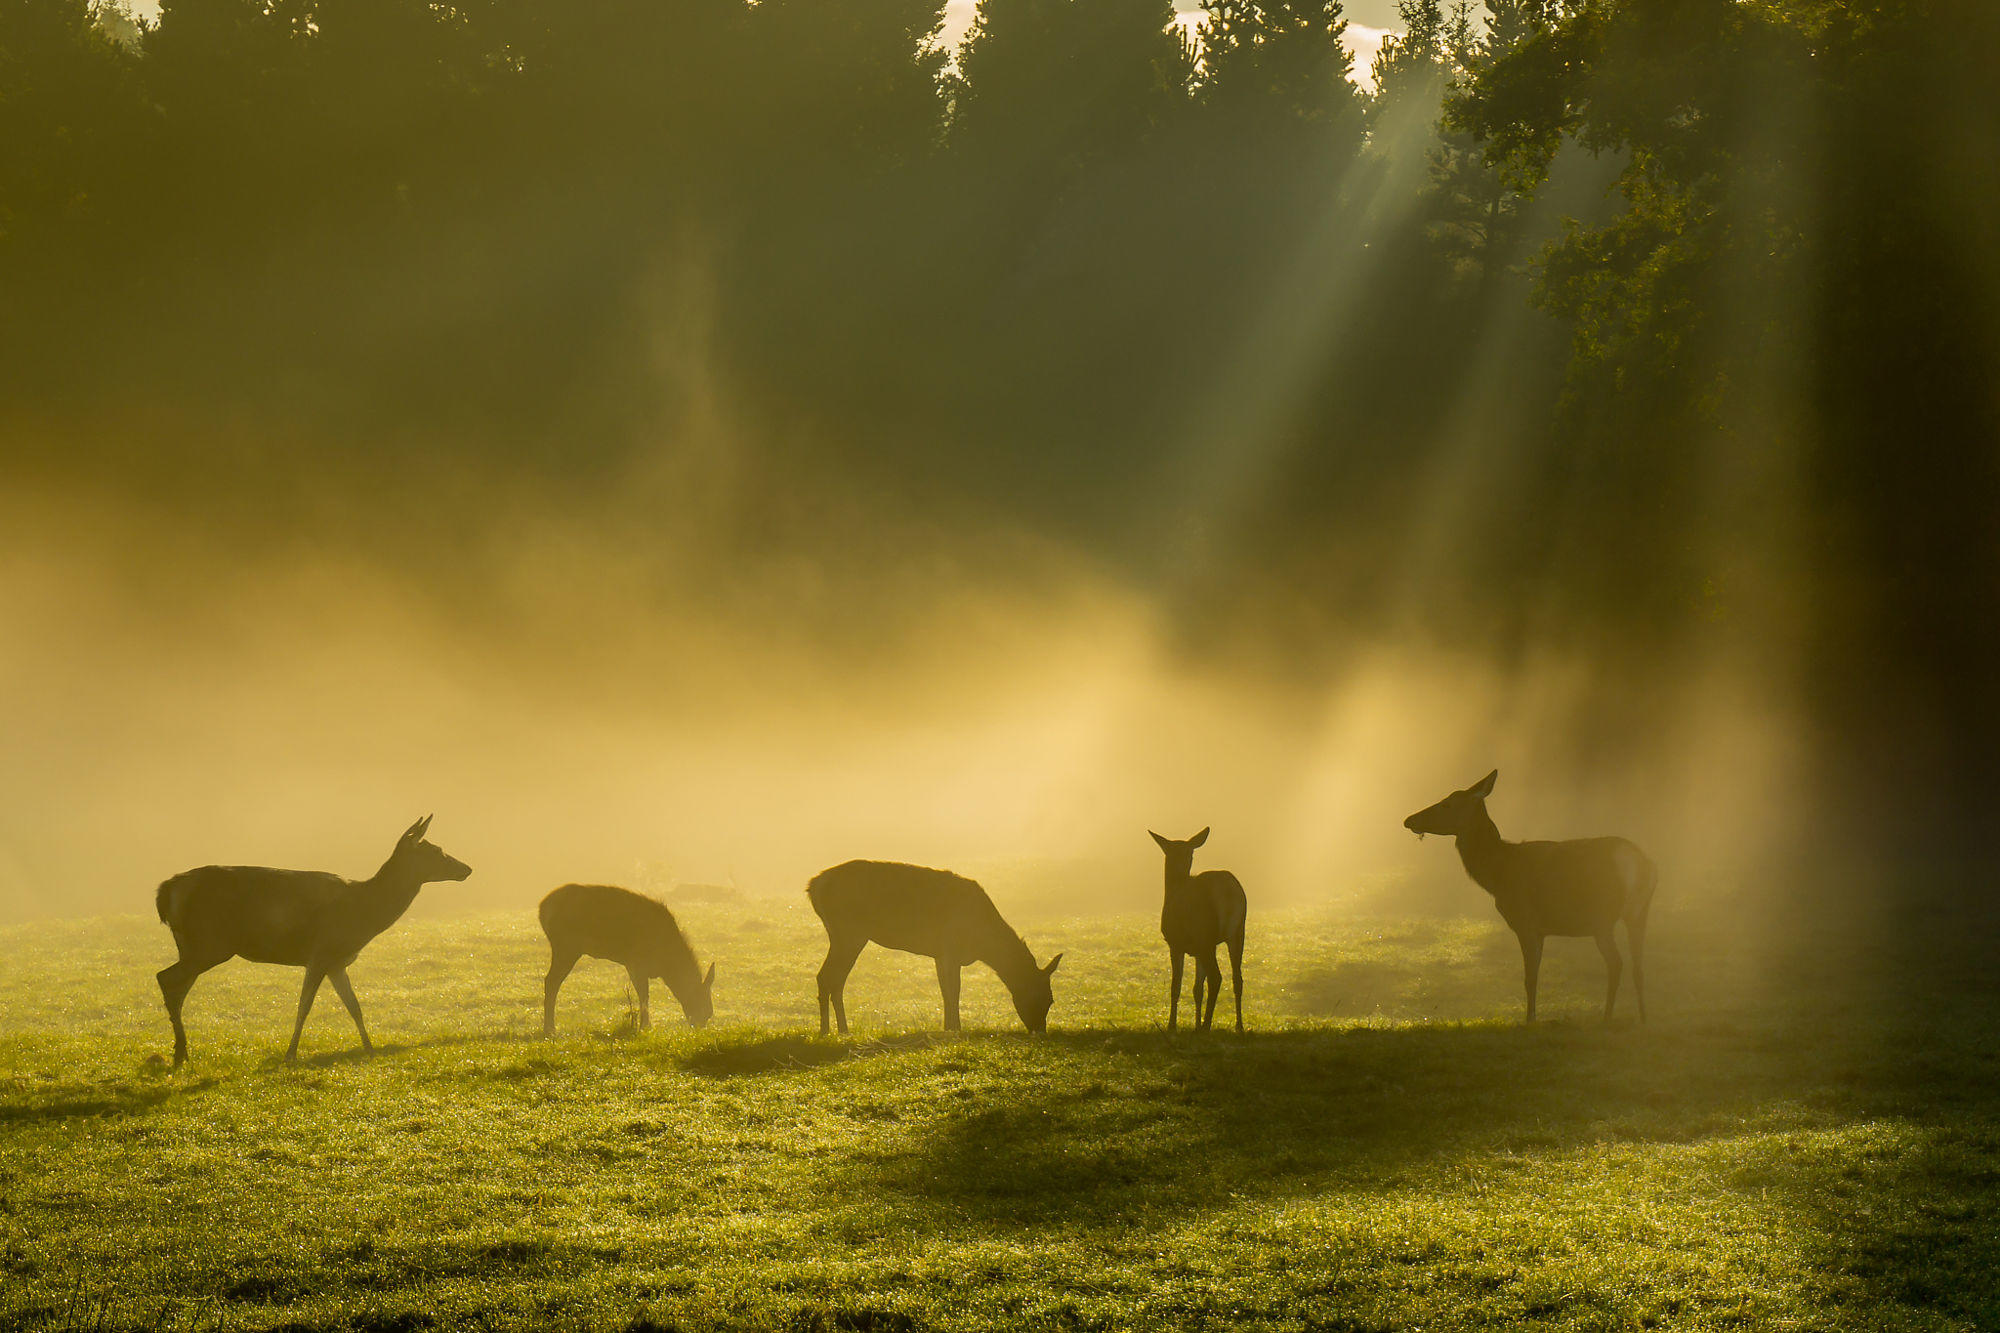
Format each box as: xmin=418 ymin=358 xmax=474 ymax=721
xmin=1043 ymin=953 xmax=1063 ymax=977
xmin=401 ymin=815 xmax=430 ymax=843
xmin=1149 ymin=831 xmax=1171 ymax=852
xmin=1189 ymin=827 xmax=1210 ymax=848
xmin=1470 ymin=771 xmax=1497 ymax=798
xmin=703 ymin=962 xmax=716 ymax=988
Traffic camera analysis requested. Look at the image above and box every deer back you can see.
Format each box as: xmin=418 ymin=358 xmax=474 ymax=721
xmin=807 ymin=860 xmax=1010 ymax=965
xmin=157 ymin=865 xmax=358 ymax=967
xmin=1469 ymin=836 xmax=1649 ymax=936
xmin=541 ymin=883 xmax=698 ymax=975
xmin=1160 ymin=869 xmax=1245 ymax=951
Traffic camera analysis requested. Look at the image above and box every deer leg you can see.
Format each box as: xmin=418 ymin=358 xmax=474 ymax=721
xmin=543 ymin=946 xmax=581 ymax=1037
xmin=1595 ymin=931 xmax=1623 ymax=1021
xmin=287 ymin=966 xmax=327 ymax=1061
xmin=1168 ymin=950 xmax=1185 ymax=1032
xmin=326 ymin=968 xmax=372 ymax=1053
xmin=157 ymin=955 xmax=222 ymax=1070
xmin=818 ymin=934 xmax=865 ymax=1036
xmin=627 ymin=967 xmax=651 ymax=1031
xmin=936 ymin=958 xmax=961 ymax=1032
xmin=1200 ymin=950 xmax=1223 ymax=1030
xmin=1518 ymin=934 xmax=1543 ymax=1024
xmin=1228 ymin=935 xmax=1245 ymax=1035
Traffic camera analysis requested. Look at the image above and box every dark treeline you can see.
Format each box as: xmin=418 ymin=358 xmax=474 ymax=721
xmin=5 ymin=0 xmax=1998 ymax=877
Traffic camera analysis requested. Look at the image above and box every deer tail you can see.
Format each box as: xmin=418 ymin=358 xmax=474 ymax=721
xmin=156 ymin=872 xmax=191 ymax=927
xmin=804 ymin=868 xmax=834 ymax=914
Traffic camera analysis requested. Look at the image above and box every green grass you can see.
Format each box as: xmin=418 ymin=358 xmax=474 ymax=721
xmin=1 ymin=896 xmax=1995 ymax=1332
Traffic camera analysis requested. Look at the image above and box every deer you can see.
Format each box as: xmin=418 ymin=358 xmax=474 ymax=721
xmin=153 ymin=815 xmax=472 ymax=1067
xmin=1404 ymin=770 xmax=1656 ymax=1023
xmin=806 ymin=860 xmax=1062 ymax=1035
xmin=539 ymin=883 xmax=715 ymax=1035
xmin=1149 ymin=828 xmax=1247 ymax=1033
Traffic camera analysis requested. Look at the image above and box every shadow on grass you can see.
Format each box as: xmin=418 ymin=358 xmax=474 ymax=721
xmin=681 ymin=1030 xmax=948 ymax=1077
xmin=0 ymin=1074 xmax=208 ymax=1123
xmin=270 ymin=1029 xmax=526 ymax=1071
xmin=1274 ymin=932 xmax=1523 ymax=1021
xmin=0 ymin=1031 xmax=540 ymax=1121
xmin=1754 ymin=1118 xmax=2000 ymax=1329
xmin=848 ymin=1007 xmax=2000 ymax=1229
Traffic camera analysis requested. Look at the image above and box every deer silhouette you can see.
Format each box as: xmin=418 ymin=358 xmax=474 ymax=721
xmin=539 ymin=883 xmax=714 ymax=1034
xmin=1405 ymin=770 xmax=1655 ymax=1022
xmin=154 ymin=815 xmax=471 ymax=1066
xmin=807 ymin=860 xmax=1061 ymax=1035
xmin=1150 ymin=828 xmax=1247 ymax=1033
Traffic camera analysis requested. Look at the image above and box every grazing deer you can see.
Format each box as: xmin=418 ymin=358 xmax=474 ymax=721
xmin=1404 ymin=770 xmax=1656 ymax=1023
xmin=806 ymin=860 xmax=1062 ymax=1035
xmin=539 ymin=883 xmax=714 ymax=1035
xmin=1149 ymin=829 xmax=1247 ymax=1033
xmin=154 ymin=815 xmax=472 ymax=1067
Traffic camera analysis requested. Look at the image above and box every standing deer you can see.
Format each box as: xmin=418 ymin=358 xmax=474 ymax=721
xmin=1149 ymin=828 xmax=1247 ymax=1033
xmin=1404 ymin=770 xmax=1656 ymax=1022
xmin=539 ymin=883 xmax=714 ymax=1035
xmin=154 ymin=815 xmax=472 ymax=1067
xmin=807 ymin=860 xmax=1062 ymax=1035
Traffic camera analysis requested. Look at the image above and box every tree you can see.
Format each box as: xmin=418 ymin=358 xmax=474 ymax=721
xmin=1452 ymin=0 xmax=2000 ymax=866
xmin=1427 ymin=0 xmax=1551 ymax=289
xmin=0 ymin=0 xmax=145 ymax=250
xmin=950 ymin=0 xmax=1193 ymax=175
xmin=1369 ymin=0 xmax=1450 ymax=115
xmin=1199 ymin=0 xmax=1364 ymax=142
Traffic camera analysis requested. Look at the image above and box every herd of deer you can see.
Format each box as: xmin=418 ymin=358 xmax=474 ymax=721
xmin=152 ymin=772 xmax=1657 ymax=1067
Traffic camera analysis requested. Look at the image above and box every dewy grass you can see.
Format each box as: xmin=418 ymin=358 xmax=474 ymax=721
xmin=0 ymin=899 xmax=1994 ymax=1331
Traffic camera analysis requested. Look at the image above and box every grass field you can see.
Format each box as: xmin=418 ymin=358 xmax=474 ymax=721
xmin=2 ymin=891 xmax=1996 ymax=1332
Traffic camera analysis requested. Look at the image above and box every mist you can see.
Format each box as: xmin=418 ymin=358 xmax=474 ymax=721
xmin=0 ymin=417 xmax=1810 ymax=929
xmin=3 ymin=0 xmax=1994 ymax=936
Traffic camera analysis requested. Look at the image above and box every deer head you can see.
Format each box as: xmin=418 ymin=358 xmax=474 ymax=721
xmin=1403 ymin=771 xmax=1498 ymax=839
xmin=1012 ymin=953 xmax=1063 ymax=1033
xmin=1149 ymin=827 xmax=1210 ymax=877
xmin=682 ymin=962 xmax=717 ymax=1028
xmin=388 ymin=815 xmax=473 ymax=883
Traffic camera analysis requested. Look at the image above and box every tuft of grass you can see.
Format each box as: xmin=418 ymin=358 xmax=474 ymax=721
xmin=0 ymin=900 xmax=1995 ymax=1331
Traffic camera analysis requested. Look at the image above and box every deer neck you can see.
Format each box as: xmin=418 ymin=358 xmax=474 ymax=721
xmin=976 ymin=919 xmax=1040 ymax=997
xmin=1453 ymin=809 xmax=1508 ymax=897
xmin=353 ymin=855 xmax=426 ymax=934
xmin=650 ymin=932 xmax=702 ymax=1002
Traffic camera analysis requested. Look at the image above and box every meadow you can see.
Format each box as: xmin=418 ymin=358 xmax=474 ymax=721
xmin=1 ymin=890 xmax=1996 ymax=1332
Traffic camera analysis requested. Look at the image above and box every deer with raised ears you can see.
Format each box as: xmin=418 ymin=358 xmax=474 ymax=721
xmin=539 ymin=883 xmax=715 ymax=1035
xmin=806 ymin=860 xmax=1062 ymax=1035
xmin=154 ymin=815 xmax=472 ymax=1067
xmin=1404 ymin=771 xmax=1656 ymax=1023
xmin=1150 ymin=828 xmax=1248 ymax=1033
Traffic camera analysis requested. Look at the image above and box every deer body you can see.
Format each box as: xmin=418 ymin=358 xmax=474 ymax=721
xmin=806 ymin=860 xmax=1061 ymax=1035
xmin=1406 ymin=771 xmax=1655 ymax=1022
xmin=154 ymin=816 xmax=471 ymax=1067
xmin=539 ymin=883 xmax=714 ymax=1034
xmin=1150 ymin=828 xmax=1247 ymax=1032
